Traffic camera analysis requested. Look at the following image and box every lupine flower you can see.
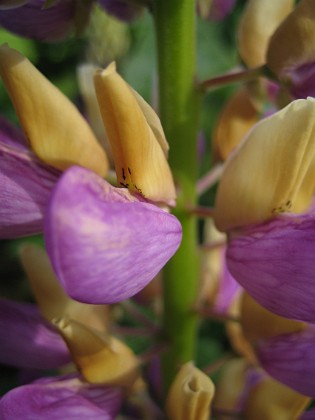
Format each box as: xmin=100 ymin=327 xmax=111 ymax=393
xmin=214 ymin=98 xmax=315 ymax=323
xmin=0 ymin=244 xmax=138 ymax=417
xmin=241 ymin=292 xmax=315 ymax=398
xmin=0 ymin=45 xmax=181 ymax=304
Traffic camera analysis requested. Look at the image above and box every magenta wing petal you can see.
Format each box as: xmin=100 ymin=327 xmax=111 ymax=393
xmin=227 ymin=212 xmax=315 ymax=323
xmin=0 ymin=299 xmax=70 ymax=369
xmin=0 ymin=375 xmax=123 ymax=419
xmin=257 ymin=326 xmax=315 ymax=398
xmin=0 ymin=0 xmax=77 ymax=41
xmin=0 ymin=129 xmax=59 ymax=238
xmin=45 ymin=166 xmax=182 ymax=304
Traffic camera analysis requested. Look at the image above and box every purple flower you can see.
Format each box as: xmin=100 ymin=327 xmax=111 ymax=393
xmin=257 ymin=325 xmax=315 ymax=397
xmin=0 ymin=117 xmax=60 ymax=238
xmin=0 ymin=299 xmax=70 ymax=369
xmin=0 ymin=0 xmax=79 ymax=42
xmin=227 ymin=212 xmax=315 ymax=323
xmin=45 ymin=165 xmax=182 ymax=304
xmin=0 ymin=374 xmax=123 ymax=419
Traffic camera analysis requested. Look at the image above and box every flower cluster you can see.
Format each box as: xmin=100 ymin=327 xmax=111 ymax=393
xmin=2 ymin=0 xmax=315 ymax=418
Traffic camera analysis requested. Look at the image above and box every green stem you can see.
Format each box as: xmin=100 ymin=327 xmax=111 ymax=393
xmin=153 ymin=0 xmax=200 ymax=392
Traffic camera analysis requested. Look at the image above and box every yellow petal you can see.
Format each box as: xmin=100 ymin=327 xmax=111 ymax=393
xmin=237 ymin=0 xmax=294 ymax=68
xmin=165 ymin=362 xmax=215 ymax=420
xmin=0 ymin=44 xmax=108 ymax=176
xmin=53 ymin=317 xmax=139 ymax=387
xmin=267 ymin=0 xmax=315 ymax=77
xmin=240 ymin=293 xmax=305 ymax=344
xmin=77 ymin=63 xmax=111 ymax=160
xmin=215 ymin=98 xmax=315 ymax=231
xmin=20 ymin=244 xmax=109 ymax=332
xmin=94 ymin=62 xmax=176 ymax=205
xmin=245 ymin=375 xmax=310 ymax=420
xmin=213 ymin=87 xmax=259 ymax=161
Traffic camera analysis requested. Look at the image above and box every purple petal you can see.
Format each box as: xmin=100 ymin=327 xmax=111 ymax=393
xmin=45 ymin=166 xmax=182 ymax=304
xmin=0 ymin=0 xmax=77 ymax=42
xmin=98 ymin=0 xmax=143 ymax=21
xmin=0 ymin=374 xmax=123 ymax=419
xmin=0 ymin=299 xmax=71 ymax=369
xmin=227 ymin=212 xmax=315 ymax=323
xmin=286 ymin=62 xmax=315 ymax=99
xmin=213 ymin=251 xmax=241 ymax=314
xmin=0 ymin=129 xmax=59 ymax=238
xmin=257 ymin=326 xmax=315 ymax=397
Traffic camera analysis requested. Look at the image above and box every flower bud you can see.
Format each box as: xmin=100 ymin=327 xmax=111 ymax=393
xmin=0 ymin=45 xmax=108 ymax=176
xmin=165 ymin=362 xmax=215 ymax=420
xmin=53 ymin=317 xmax=139 ymax=388
xmin=237 ymin=0 xmax=293 ymax=68
xmin=94 ymin=62 xmax=176 ymax=205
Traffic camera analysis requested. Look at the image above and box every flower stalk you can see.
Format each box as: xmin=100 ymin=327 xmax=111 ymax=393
xmin=154 ymin=0 xmax=200 ymax=392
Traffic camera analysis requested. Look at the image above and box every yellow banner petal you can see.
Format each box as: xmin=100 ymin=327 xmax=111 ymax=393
xmin=0 ymin=45 xmax=108 ymax=176
xmin=237 ymin=0 xmax=294 ymax=68
xmin=94 ymin=62 xmax=176 ymax=205
xmin=215 ymin=98 xmax=315 ymax=231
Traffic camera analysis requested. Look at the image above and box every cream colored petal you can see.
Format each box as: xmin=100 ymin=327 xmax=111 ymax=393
xmin=0 ymin=45 xmax=108 ymax=176
xmin=20 ymin=244 xmax=109 ymax=332
xmin=214 ymin=98 xmax=315 ymax=231
xmin=237 ymin=0 xmax=294 ymax=68
xmin=267 ymin=0 xmax=315 ymax=76
xmin=213 ymin=87 xmax=259 ymax=161
xmin=245 ymin=376 xmax=310 ymax=420
xmin=240 ymin=293 xmax=305 ymax=345
xmin=94 ymin=62 xmax=176 ymax=205
xmin=165 ymin=362 xmax=215 ymax=420
xmin=53 ymin=317 xmax=139 ymax=388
